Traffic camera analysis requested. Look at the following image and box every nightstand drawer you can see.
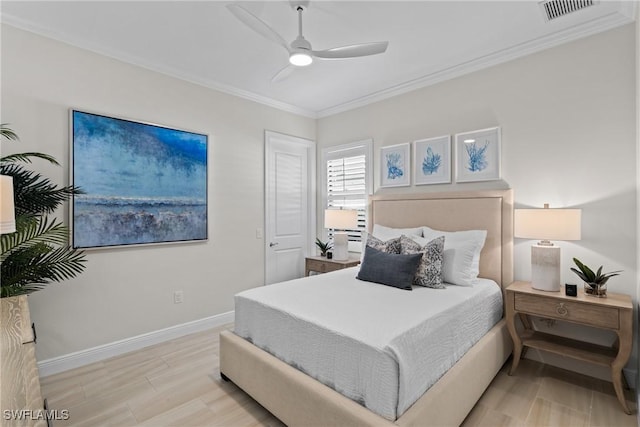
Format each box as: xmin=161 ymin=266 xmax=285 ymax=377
xmin=306 ymin=259 xmax=339 ymax=273
xmin=514 ymin=293 xmax=619 ymax=329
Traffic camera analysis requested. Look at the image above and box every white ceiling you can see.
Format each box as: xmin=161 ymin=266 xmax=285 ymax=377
xmin=1 ymin=1 xmax=636 ymax=118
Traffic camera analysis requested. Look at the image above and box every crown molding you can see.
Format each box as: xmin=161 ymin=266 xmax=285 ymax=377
xmin=2 ymin=8 xmax=634 ymax=121
xmin=316 ymin=11 xmax=635 ymax=118
xmin=0 ymin=14 xmax=318 ymax=119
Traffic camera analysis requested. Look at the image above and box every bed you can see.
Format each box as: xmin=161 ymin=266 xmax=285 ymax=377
xmin=220 ymin=189 xmax=514 ymax=426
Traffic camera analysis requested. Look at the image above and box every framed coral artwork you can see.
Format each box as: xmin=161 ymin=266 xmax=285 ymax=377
xmin=380 ymin=143 xmax=410 ymax=188
xmin=414 ymin=135 xmax=451 ymax=185
xmin=455 ymin=127 xmax=501 ymax=183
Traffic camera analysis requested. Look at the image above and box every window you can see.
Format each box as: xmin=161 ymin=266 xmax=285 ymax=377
xmin=321 ymin=140 xmax=373 ymax=251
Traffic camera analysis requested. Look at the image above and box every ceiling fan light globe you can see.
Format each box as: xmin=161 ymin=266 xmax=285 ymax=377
xmin=289 ymin=51 xmax=313 ymax=66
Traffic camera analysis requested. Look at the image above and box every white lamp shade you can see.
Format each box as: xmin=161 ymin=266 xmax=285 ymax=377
xmin=324 ymin=209 xmax=358 ymax=230
xmin=515 ymin=207 xmax=581 ymax=241
xmin=0 ymin=175 xmax=16 ymax=234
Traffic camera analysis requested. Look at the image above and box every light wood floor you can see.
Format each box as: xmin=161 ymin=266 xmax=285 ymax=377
xmin=40 ymin=324 xmax=637 ymax=427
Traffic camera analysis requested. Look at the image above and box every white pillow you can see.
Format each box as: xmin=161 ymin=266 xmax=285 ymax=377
xmin=372 ymin=224 xmax=423 ymax=240
xmin=420 ymin=226 xmax=487 ymax=286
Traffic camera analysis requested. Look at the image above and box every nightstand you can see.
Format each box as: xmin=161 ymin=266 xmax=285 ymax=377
xmin=505 ymin=281 xmax=633 ymax=414
xmin=304 ymin=255 xmax=360 ymax=276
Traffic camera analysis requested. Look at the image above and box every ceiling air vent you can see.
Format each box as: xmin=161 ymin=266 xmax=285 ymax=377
xmin=540 ymin=0 xmax=597 ymax=21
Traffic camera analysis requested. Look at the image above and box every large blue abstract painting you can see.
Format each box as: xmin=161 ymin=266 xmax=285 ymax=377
xmin=71 ymin=110 xmax=208 ymax=249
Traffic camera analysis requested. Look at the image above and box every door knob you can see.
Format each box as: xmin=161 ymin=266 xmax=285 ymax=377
xmin=269 ymin=242 xmax=279 ymax=247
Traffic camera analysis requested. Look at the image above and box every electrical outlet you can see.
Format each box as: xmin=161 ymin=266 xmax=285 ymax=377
xmin=256 ymin=228 xmax=263 ymax=239
xmin=173 ymin=290 xmax=184 ymax=304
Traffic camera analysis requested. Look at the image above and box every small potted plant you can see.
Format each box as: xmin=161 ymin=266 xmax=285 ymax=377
xmin=315 ymin=238 xmax=332 ymax=257
xmin=570 ymin=258 xmax=621 ymax=298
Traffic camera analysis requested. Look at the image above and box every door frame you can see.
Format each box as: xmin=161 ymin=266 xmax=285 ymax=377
xmin=264 ymin=130 xmax=316 ymax=284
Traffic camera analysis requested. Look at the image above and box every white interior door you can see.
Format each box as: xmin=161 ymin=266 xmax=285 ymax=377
xmin=265 ymin=131 xmax=315 ymax=285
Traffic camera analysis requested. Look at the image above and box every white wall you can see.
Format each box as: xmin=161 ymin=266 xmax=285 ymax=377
xmin=318 ymin=24 xmax=638 ymax=379
xmin=636 ymin=7 xmax=640 ymax=418
xmin=0 ymin=24 xmax=316 ymax=361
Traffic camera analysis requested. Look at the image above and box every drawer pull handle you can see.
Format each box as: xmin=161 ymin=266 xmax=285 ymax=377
xmin=556 ymin=303 xmax=568 ymax=317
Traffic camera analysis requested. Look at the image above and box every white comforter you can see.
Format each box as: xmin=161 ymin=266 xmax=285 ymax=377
xmin=234 ymin=267 xmax=503 ymax=420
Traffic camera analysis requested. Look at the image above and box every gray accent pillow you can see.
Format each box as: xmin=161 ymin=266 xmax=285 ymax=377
xmin=400 ymin=235 xmax=445 ymax=289
xmin=357 ymin=245 xmax=423 ymax=290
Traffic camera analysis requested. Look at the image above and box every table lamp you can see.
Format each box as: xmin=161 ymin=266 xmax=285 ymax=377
xmin=324 ymin=209 xmax=357 ymax=261
xmin=515 ymin=204 xmax=581 ymax=291
xmin=0 ymin=175 xmax=16 ymax=234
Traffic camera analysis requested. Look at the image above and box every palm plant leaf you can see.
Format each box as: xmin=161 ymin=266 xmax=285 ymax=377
xmin=1 ymin=216 xmax=72 ymax=262
xmin=1 ymin=243 xmax=86 ymax=294
xmin=0 ymin=283 xmax=48 ymax=297
xmin=0 ymin=124 xmax=19 ymax=141
xmin=1 ymin=152 xmax=59 ymax=165
xmin=0 ymin=163 xmax=80 ymax=216
xmin=0 ymin=125 xmax=88 ymax=297
xmin=2 ymin=243 xmax=52 ymax=289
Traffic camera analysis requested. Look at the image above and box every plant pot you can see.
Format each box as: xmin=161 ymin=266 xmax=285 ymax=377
xmin=584 ymin=282 xmax=607 ymax=298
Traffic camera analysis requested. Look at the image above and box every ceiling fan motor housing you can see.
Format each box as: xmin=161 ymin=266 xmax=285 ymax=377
xmin=289 ymin=36 xmax=313 ymax=66
xmin=291 ymin=35 xmax=312 ymax=51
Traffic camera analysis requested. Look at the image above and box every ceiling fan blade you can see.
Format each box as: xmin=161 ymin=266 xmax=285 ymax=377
xmin=312 ymin=41 xmax=388 ymax=60
xmin=227 ymin=3 xmax=289 ymax=52
xmin=271 ymin=65 xmax=296 ymax=83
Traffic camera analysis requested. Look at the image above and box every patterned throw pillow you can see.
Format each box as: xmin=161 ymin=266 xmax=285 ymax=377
xmin=365 ymin=233 xmax=402 ymax=254
xmin=400 ymin=235 xmax=445 ymax=289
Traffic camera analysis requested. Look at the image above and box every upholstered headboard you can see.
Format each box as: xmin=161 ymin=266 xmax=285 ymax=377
xmin=369 ymin=190 xmax=514 ymax=287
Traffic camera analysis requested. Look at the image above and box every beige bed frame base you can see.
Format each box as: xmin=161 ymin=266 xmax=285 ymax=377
xmin=220 ymin=189 xmax=514 ymax=426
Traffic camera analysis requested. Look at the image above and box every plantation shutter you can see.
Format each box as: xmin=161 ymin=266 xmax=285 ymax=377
xmin=323 ymin=141 xmax=372 ymax=248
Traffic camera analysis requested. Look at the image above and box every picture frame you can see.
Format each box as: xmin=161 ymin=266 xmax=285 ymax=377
xmin=455 ymin=127 xmax=501 ymax=183
xmin=380 ymin=143 xmax=410 ymax=188
xmin=413 ymin=135 xmax=451 ymax=185
xmin=71 ymin=110 xmax=208 ymax=249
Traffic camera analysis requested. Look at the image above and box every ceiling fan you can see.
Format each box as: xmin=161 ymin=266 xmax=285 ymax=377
xmin=227 ymin=1 xmax=389 ymax=82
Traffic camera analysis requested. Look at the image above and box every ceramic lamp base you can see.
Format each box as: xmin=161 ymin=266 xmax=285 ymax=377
xmin=332 ymin=232 xmax=349 ymax=261
xmin=531 ymin=244 xmax=561 ymax=292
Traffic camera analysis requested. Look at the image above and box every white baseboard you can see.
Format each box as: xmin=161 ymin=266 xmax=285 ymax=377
xmin=38 ymin=311 xmax=234 ymax=377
